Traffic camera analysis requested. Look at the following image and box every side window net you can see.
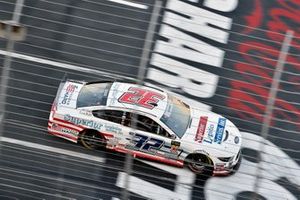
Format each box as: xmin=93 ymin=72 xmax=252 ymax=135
xmin=92 ymin=110 xmax=172 ymax=138
xmin=126 ymin=113 xmax=171 ymax=138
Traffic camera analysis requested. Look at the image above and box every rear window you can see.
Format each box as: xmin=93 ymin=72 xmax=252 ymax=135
xmin=77 ymin=83 xmax=112 ymax=108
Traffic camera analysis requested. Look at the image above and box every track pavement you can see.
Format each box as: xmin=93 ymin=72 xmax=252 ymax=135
xmin=0 ymin=0 xmax=299 ymax=199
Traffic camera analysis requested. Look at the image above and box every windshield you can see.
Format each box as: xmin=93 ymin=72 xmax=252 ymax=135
xmin=160 ymin=95 xmax=191 ymax=138
xmin=77 ymin=83 xmax=111 ymax=108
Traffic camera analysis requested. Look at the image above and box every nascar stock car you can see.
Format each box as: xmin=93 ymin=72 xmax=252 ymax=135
xmin=48 ymin=80 xmax=242 ymax=175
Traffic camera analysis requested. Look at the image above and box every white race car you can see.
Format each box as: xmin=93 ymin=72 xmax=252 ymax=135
xmin=48 ymin=80 xmax=242 ymax=175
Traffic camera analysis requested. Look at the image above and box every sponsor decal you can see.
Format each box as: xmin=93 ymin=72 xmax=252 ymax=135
xmin=195 ymin=116 xmax=208 ymax=142
xmin=104 ymin=124 xmax=122 ymax=134
xmin=214 ymin=118 xmax=226 ymax=144
xmin=170 ymin=140 xmax=180 ymax=154
xmin=61 ymin=84 xmax=78 ymax=105
xmin=203 ymin=124 xmax=214 ymax=144
xmin=51 ymin=123 xmax=78 ymax=136
xmin=79 ymin=109 xmax=92 ymax=116
xmin=64 ymin=114 xmax=103 ymax=130
xmin=118 ymin=87 xmax=165 ymax=109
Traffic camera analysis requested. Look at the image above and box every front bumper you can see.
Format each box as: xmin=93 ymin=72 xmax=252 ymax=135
xmin=213 ymin=150 xmax=242 ymax=176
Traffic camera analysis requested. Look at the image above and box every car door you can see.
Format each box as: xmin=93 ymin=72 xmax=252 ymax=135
xmin=91 ymin=109 xmax=133 ymax=148
xmin=125 ymin=112 xmax=183 ymax=160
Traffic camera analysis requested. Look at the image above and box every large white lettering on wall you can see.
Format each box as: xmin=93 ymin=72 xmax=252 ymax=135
xmin=149 ymin=53 xmax=219 ymax=98
xmin=147 ymin=0 xmax=233 ymax=109
xmin=164 ymin=0 xmax=232 ymax=43
xmin=203 ymin=0 xmax=238 ymax=12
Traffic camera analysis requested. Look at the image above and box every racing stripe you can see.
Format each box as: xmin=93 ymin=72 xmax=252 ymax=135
xmin=50 ymin=118 xmax=83 ymax=131
xmin=50 ymin=121 xmax=82 ymax=132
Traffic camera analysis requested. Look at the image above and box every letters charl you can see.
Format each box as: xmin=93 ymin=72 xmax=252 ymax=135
xmin=147 ymin=0 xmax=232 ymax=102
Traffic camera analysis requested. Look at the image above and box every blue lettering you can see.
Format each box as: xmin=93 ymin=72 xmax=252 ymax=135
xmin=131 ymin=133 xmax=164 ymax=152
xmin=214 ymin=118 xmax=226 ymax=144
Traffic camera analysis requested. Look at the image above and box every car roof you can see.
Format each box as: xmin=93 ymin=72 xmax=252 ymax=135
xmin=106 ymin=82 xmax=168 ymax=119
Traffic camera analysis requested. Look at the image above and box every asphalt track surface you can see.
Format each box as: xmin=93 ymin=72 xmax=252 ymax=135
xmin=0 ymin=1 xmax=299 ymax=200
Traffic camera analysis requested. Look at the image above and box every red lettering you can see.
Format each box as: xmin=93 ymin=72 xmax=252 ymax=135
xmin=227 ymin=0 xmax=300 ymax=133
xmin=267 ymin=1 xmax=300 ymax=45
xmin=195 ymin=116 xmax=208 ymax=142
xmin=118 ymin=87 xmax=165 ymax=109
xmin=66 ymin=84 xmax=77 ymax=93
xmin=242 ymin=0 xmax=263 ymax=34
xmin=228 ymin=80 xmax=267 ymax=122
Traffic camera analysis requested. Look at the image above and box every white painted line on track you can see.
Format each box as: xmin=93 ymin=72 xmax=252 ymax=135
xmin=0 ymin=50 xmax=135 ymax=81
xmin=0 ymin=137 xmax=105 ymax=163
xmin=108 ymin=0 xmax=148 ymax=9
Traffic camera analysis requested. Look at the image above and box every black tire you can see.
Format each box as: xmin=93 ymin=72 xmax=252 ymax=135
xmin=186 ymin=154 xmax=214 ymax=175
xmin=79 ymin=130 xmax=106 ymax=150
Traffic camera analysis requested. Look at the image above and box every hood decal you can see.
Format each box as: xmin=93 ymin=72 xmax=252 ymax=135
xmin=195 ymin=116 xmax=208 ymax=142
xmin=214 ymin=118 xmax=226 ymax=144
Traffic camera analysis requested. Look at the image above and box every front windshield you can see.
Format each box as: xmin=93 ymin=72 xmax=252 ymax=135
xmin=160 ymin=95 xmax=191 ymax=138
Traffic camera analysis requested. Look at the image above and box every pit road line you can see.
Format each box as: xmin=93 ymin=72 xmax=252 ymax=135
xmin=0 ymin=137 xmax=105 ymax=163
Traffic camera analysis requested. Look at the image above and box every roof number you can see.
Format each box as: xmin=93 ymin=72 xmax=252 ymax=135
xmin=118 ymin=87 xmax=165 ymax=109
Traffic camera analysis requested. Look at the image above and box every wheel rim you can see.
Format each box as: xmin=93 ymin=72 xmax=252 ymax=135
xmin=188 ymin=155 xmax=210 ymax=174
xmin=80 ymin=131 xmax=105 ymax=149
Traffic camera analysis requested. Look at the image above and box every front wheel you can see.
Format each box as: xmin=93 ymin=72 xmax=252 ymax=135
xmin=79 ymin=130 xmax=106 ymax=150
xmin=186 ymin=154 xmax=213 ymax=175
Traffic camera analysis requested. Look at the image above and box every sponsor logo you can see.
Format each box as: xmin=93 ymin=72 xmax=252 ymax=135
xmin=170 ymin=140 xmax=180 ymax=154
xmin=79 ymin=110 xmax=92 ymax=116
xmin=51 ymin=123 xmax=78 ymax=136
xmin=61 ymin=84 xmax=78 ymax=105
xmin=195 ymin=116 xmax=208 ymax=142
xmin=214 ymin=118 xmax=226 ymax=144
xmin=64 ymin=115 xmax=103 ymax=130
xmin=234 ymin=136 xmax=239 ymax=144
xmin=203 ymin=124 xmax=214 ymax=144
xmin=104 ymin=124 xmax=122 ymax=134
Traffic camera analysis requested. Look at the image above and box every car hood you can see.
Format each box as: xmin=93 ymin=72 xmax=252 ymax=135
xmin=181 ymin=107 xmax=242 ymax=158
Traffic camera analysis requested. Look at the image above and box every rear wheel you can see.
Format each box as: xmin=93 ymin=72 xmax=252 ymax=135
xmin=186 ymin=154 xmax=213 ymax=175
xmin=79 ymin=130 xmax=106 ymax=150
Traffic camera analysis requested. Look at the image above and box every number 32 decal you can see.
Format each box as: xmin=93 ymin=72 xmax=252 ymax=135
xmin=118 ymin=87 xmax=165 ymax=109
xmin=131 ymin=133 xmax=164 ymax=152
